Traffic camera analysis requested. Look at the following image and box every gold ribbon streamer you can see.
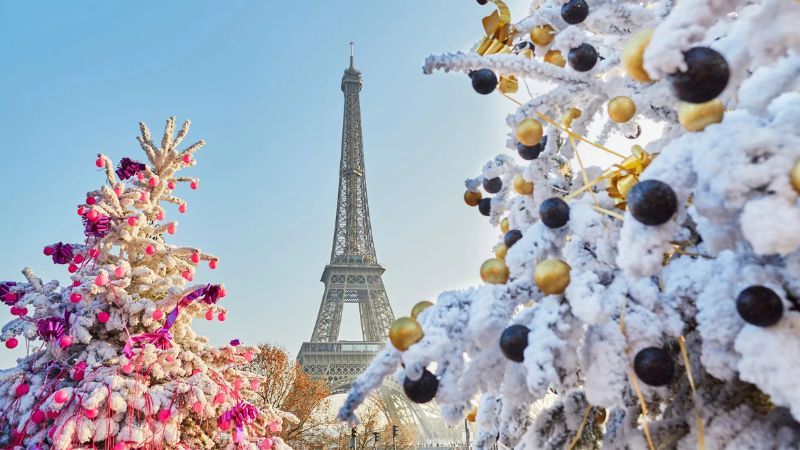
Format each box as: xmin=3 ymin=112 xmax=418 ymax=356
xmin=567 ymin=405 xmax=593 ymax=450
xmin=476 ymin=0 xmax=514 ymax=56
xmin=678 ymin=336 xmax=706 ymax=450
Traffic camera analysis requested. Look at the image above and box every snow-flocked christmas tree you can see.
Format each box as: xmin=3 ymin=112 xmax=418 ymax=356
xmin=340 ymin=0 xmax=800 ymax=448
xmin=0 ymin=118 xmax=296 ymax=449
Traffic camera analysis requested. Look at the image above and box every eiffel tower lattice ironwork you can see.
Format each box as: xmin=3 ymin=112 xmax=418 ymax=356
xmin=297 ymin=44 xmax=397 ymax=394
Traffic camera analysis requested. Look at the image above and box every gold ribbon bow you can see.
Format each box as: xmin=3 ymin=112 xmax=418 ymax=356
xmin=605 ymin=145 xmax=653 ymax=210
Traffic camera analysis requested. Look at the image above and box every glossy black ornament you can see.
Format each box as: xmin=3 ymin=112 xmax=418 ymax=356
xmin=539 ymin=197 xmax=570 ymax=228
xmin=633 ymin=347 xmax=675 ymax=386
xmin=478 ymin=198 xmax=492 ymax=216
xmin=504 ymin=230 xmax=523 ymax=248
xmin=561 ymin=0 xmax=589 ymax=24
xmin=628 ymin=180 xmax=677 ymax=226
xmin=499 ymin=324 xmax=530 ymax=362
xmin=476 ymin=0 xmax=488 ymax=4
xmin=736 ymin=285 xmax=784 ymax=327
xmin=517 ymin=136 xmax=547 ymax=160
xmin=403 ymin=369 xmax=438 ymax=403
xmin=471 ymin=69 xmax=498 ymax=95
xmin=669 ymin=47 xmax=730 ymax=104
xmin=568 ymin=43 xmax=598 ymax=72
xmin=483 ymin=177 xmax=502 ymax=194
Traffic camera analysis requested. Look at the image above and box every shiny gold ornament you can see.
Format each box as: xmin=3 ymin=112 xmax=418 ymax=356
xmin=562 ymin=108 xmax=582 ymax=128
xmin=594 ymin=408 xmax=607 ymax=425
xmin=495 ymin=243 xmax=508 ymax=260
xmin=621 ymin=29 xmax=654 ymax=82
xmin=791 ymin=160 xmax=800 ymax=194
xmin=466 ymin=406 xmax=478 ymax=423
xmin=499 ymin=75 xmax=519 ymax=94
xmin=608 ymin=96 xmax=637 ymax=123
xmin=464 ymin=190 xmax=483 ymax=207
xmin=388 ymin=317 xmax=423 ymax=351
xmin=411 ymin=301 xmax=434 ymax=320
xmin=534 ymin=259 xmax=570 ymax=295
xmin=604 ymin=145 xmax=653 ymax=210
xmin=530 ymin=24 xmax=555 ymax=46
xmin=512 ymin=174 xmax=534 ymax=195
xmin=500 ymin=217 xmax=510 ymax=234
xmin=475 ymin=0 xmax=514 ymax=56
xmin=678 ymin=100 xmax=724 ymax=132
xmin=481 ymin=258 xmax=510 ymax=284
xmin=516 ymin=119 xmax=543 ymax=146
xmin=544 ymin=49 xmax=566 ymax=68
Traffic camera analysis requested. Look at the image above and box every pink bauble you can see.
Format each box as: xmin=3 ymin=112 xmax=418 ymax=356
xmin=260 ymin=438 xmax=274 ymax=450
xmin=74 ymin=254 xmax=85 ymax=264
xmin=4 ymin=292 xmax=16 ymax=303
xmin=47 ymin=410 xmax=60 ymax=419
xmin=114 ymin=185 xmax=124 ymax=197
xmin=156 ymin=210 xmax=165 ymax=221
xmin=182 ymin=154 xmax=192 ymax=164
xmin=59 ymin=336 xmax=73 ymax=348
xmin=43 ymin=245 xmax=54 ymax=256
xmin=77 ymin=207 xmax=85 ymax=216
xmin=158 ymin=409 xmax=171 ymax=421
xmin=86 ymin=196 xmax=96 ymax=205
xmin=94 ymin=274 xmax=107 ymax=286
xmin=167 ymin=180 xmax=176 ymax=189
xmin=9 ymin=306 xmax=20 ymax=316
xmin=89 ymin=248 xmax=101 ymax=258
xmin=122 ymin=363 xmax=134 ymax=374
xmin=153 ymin=309 xmax=164 ymax=320
xmin=209 ymin=259 xmax=218 ymax=269
xmin=250 ymin=379 xmax=260 ymax=390
xmin=86 ymin=209 xmax=100 ymax=221
xmin=54 ymin=389 xmax=69 ymax=403
xmin=166 ymin=354 xmax=175 ymax=363
xmin=68 ymin=264 xmax=78 ymax=274
xmin=190 ymin=253 xmax=200 ymax=264
xmin=218 ymin=312 xmax=227 ymax=322
xmin=127 ymin=217 xmax=138 ymax=226
xmin=15 ymin=384 xmax=29 ymax=397
xmin=84 ymin=408 xmax=99 ymax=419
xmin=269 ymin=420 xmax=281 ymax=433
xmin=213 ymin=392 xmax=225 ymax=405
xmin=73 ymin=369 xmax=85 ymax=382
xmin=244 ymin=352 xmax=255 ymax=362
xmin=32 ymin=409 xmax=46 ymax=423
xmin=219 ymin=420 xmax=231 ymax=431
xmin=167 ymin=223 xmax=177 ymax=234
xmin=95 ymin=157 xmax=104 ymax=168
xmin=19 ymin=307 xmax=28 ymax=316
xmin=139 ymin=191 xmax=149 ymax=202
xmin=192 ymin=368 xmax=202 ymax=376
xmin=70 ymin=292 xmax=82 ymax=303
xmin=219 ymin=288 xmax=227 ymax=298
xmin=97 ymin=311 xmax=110 ymax=323
xmin=137 ymin=171 xmax=144 ymax=180
xmin=72 ymin=280 xmax=81 ymax=287
xmin=205 ymin=310 xmax=214 ymax=321
xmin=190 ymin=181 xmax=199 ymax=190
xmin=192 ymin=401 xmax=203 ymax=413
xmin=145 ymin=245 xmax=156 ymax=256
xmin=5 ymin=337 xmax=18 ymax=349
xmin=148 ymin=176 xmax=159 ymax=187
xmin=178 ymin=203 xmax=187 ymax=213
xmin=234 ymin=379 xmax=243 ymax=391
xmin=113 ymin=443 xmax=126 ymax=450
xmin=182 ymin=270 xmax=193 ymax=281
xmin=114 ymin=266 xmax=125 ymax=278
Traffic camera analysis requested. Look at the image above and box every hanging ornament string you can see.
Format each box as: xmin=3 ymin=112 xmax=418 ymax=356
xmin=566 ymin=405 xmax=593 ymax=450
xmin=678 ymin=336 xmax=706 ymax=450
xmin=619 ymin=295 xmax=656 ymax=450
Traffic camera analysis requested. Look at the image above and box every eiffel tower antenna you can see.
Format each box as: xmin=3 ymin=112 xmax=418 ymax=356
xmin=350 ymin=41 xmax=354 ymax=67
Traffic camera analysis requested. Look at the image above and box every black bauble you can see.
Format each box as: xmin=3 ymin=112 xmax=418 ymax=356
xmin=483 ymin=177 xmax=503 ymax=194
xmin=479 ymin=198 xmax=492 ymax=216
xmin=471 ymin=69 xmax=498 ymax=95
xmin=633 ymin=347 xmax=675 ymax=387
xmin=504 ymin=230 xmax=523 ymax=248
xmin=561 ymin=0 xmax=589 ymax=24
xmin=476 ymin=0 xmax=488 ymax=4
xmin=669 ymin=47 xmax=729 ymax=104
xmin=539 ymin=197 xmax=570 ymax=228
xmin=628 ymin=180 xmax=677 ymax=226
xmin=517 ymin=136 xmax=547 ymax=160
xmin=499 ymin=324 xmax=530 ymax=362
xmin=568 ymin=43 xmax=598 ymax=72
xmin=403 ymin=369 xmax=438 ymax=403
xmin=736 ymin=285 xmax=784 ymax=327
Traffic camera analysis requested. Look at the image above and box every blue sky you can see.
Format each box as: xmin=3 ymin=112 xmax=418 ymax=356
xmin=0 ymin=1 xmax=535 ymax=367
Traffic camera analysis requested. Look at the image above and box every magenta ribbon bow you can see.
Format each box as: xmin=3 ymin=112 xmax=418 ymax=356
xmin=46 ymin=242 xmax=74 ymax=265
xmin=123 ymin=284 xmax=222 ymax=358
xmin=219 ymin=401 xmax=260 ymax=435
xmin=37 ymin=311 xmax=70 ymax=341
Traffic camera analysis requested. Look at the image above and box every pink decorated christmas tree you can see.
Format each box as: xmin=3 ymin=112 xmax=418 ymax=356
xmin=0 ymin=117 xmax=296 ymax=449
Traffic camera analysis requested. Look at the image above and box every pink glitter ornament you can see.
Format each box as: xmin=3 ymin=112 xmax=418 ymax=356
xmin=166 ymin=354 xmax=175 ymax=362
xmin=86 ymin=209 xmax=100 ymax=222
xmin=156 ymin=210 xmax=165 ymax=221
xmin=43 ymin=246 xmax=54 ymax=256
xmin=190 ymin=253 xmax=200 ymax=264
xmin=9 ymin=306 xmax=20 ymax=316
xmin=214 ymin=392 xmax=226 ymax=405
xmin=158 ymin=409 xmax=171 ymax=421
xmin=59 ymin=336 xmax=73 ymax=348
xmin=219 ymin=420 xmax=231 ymax=431
xmin=16 ymin=383 xmax=29 ymax=397
xmin=218 ymin=312 xmax=227 ymax=322
xmin=72 ymin=280 xmax=81 ymax=287
xmin=148 ymin=176 xmax=159 ymax=187
xmin=86 ymin=196 xmax=96 ymax=205
xmin=54 ymin=389 xmax=69 ymax=403
xmin=205 ymin=310 xmax=214 ymax=321
xmin=32 ymin=409 xmax=46 ymax=423
xmin=182 ymin=154 xmax=192 ymax=164
xmin=95 ymin=157 xmax=104 ymax=168
xmin=127 ymin=216 xmax=138 ymax=226
xmin=269 ymin=420 xmax=281 ymax=433
xmin=77 ymin=207 xmax=85 ymax=216
xmin=5 ymin=337 xmax=18 ymax=349
xmin=114 ymin=185 xmax=124 ymax=197
xmin=84 ymin=408 xmax=99 ymax=419
xmin=114 ymin=443 xmax=126 ymax=450
xmin=244 ymin=351 xmax=255 ymax=362
xmin=178 ymin=203 xmax=187 ymax=213
xmin=95 ymin=274 xmax=107 ymax=286
xmin=68 ymin=264 xmax=78 ymax=274
xmin=145 ymin=245 xmax=156 ymax=255
xmin=234 ymin=379 xmax=243 ymax=391
xmin=19 ymin=307 xmax=28 ymax=316
xmin=167 ymin=223 xmax=177 ymax=234
xmin=70 ymin=293 xmax=82 ymax=303
xmin=114 ymin=266 xmax=125 ymax=278
xmin=137 ymin=171 xmax=144 ymax=180
xmin=168 ymin=180 xmax=176 ymax=189
xmin=182 ymin=270 xmax=193 ymax=281
xmin=190 ymin=180 xmax=199 ymax=190
xmin=260 ymin=438 xmax=274 ymax=450
xmin=193 ymin=401 xmax=203 ymax=413
xmin=122 ymin=363 xmax=134 ymax=374
xmin=74 ymin=254 xmax=85 ymax=264
xmin=153 ymin=309 xmax=164 ymax=320
xmin=89 ymin=248 xmax=100 ymax=258
xmin=209 ymin=259 xmax=218 ymax=269
xmin=97 ymin=311 xmax=109 ymax=323
xmin=139 ymin=191 xmax=149 ymax=202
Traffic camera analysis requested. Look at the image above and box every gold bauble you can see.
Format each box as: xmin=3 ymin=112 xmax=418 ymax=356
xmin=621 ymin=29 xmax=654 ymax=82
xmin=480 ymin=258 xmax=510 ymax=284
xmin=678 ymin=100 xmax=724 ymax=132
xmin=530 ymin=24 xmax=555 ymax=46
xmin=516 ymin=119 xmax=543 ymax=147
xmin=791 ymin=160 xmax=800 ymax=194
xmin=464 ymin=190 xmax=483 ymax=207
xmin=512 ymin=174 xmax=534 ymax=195
xmin=466 ymin=406 xmax=478 ymax=423
xmin=389 ymin=317 xmax=423 ymax=351
xmin=495 ymin=243 xmax=508 ymax=260
xmin=608 ymin=96 xmax=637 ymax=123
xmin=594 ymin=408 xmax=607 ymax=425
xmin=534 ymin=259 xmax=570 ymax=295
xmin=411 ymin=300 xmax=434 ymax=320
xmin=544 ymin=49 xmax=566 ymax=68
xmin=500 ymin=217 xmax=510 ymax=234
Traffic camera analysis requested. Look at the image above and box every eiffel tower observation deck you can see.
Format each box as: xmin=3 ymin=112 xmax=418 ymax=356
xmin=297 ymin=46 xmax=445 ymax=442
